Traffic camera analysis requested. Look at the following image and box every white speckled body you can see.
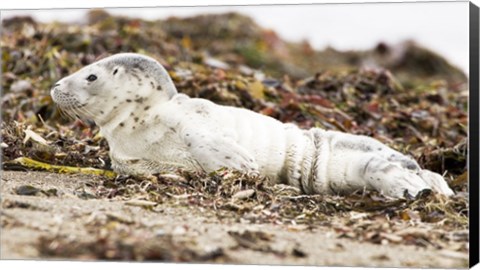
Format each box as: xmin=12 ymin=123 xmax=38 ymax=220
xmin=51 ymin=53 xmax=454 ymax=198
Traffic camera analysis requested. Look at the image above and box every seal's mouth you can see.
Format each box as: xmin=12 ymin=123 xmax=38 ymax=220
xmin=51 ymin=88 xmax=89 ymax=120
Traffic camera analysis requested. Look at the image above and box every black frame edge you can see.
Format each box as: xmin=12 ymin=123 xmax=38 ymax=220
xmin=470 ymin=1 xmax=480 ymax=268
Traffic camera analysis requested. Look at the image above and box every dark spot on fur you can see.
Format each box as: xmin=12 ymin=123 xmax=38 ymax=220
xmin=135 ymin=97 xmax=144 ymax=103
xmin=134 ymin=117 xmax=139 ymax=122
xmin=212 ymin=148 xmax=219 ymax=152
xmin=133 ymin=63 xmax=145 ymax=72
xmin=381 ymin=164 xmax=397 ymax=173
xmin=225 ymin=156 xmax=231 ymax=159
xmin=131 ymin=72 xmax=142 ymax=84
xmin=157 ymin=85 xmax=162 ymax=91
xmin=144 ymin=106 xmax=150 ymax=110
xmin=187 ymin=143 xmax=191 ymax=147
xmin=336 ymin=141 xmax=373 ymax=152
xmin=140 ymin=120 xmax=145 ymax=125
xmin=403 ymin=160 xmax=419 ymax=170
xmin=119 ymin=122 xmax=124 ymax=127
xmin=133 ymin=126 xmax=136 ymax=129
xmin=127 ymin=90 xmax=132 ymax=94
xmin=113 ymin=69 xmax=118 ymax=75
xmin=170 ymin=128 xmax=176 ymax=132
xmin=135 ymin=94 xmax=139 ymax=98
xmin=113 ymin=106 xmax=117 ymax=109
xmin=126 ymin=99 xmax=132 ymax=102
xmin=186 ymin=133 xmax=190 ymax=136
xmin=100 ymin=110 xmax=104 ymax=114
xmin=377 ymin=147 xmax=382 ymax=151
xmin=150 ymin=81 xmax=155 ymax=89
xmin=113 ymin=96 xmax=117 ymax=99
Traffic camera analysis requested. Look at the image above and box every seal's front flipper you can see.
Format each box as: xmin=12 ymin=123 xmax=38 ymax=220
xmin=182 ymin=129 xmax=259 ymax=174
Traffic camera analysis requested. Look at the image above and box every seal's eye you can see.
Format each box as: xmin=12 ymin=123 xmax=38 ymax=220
xmin=86 ymin=74 xmax=97 ymax=82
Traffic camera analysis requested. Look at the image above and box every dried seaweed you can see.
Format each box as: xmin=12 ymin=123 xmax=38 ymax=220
xmin=1 ymin=10 xmax=469 ymax=261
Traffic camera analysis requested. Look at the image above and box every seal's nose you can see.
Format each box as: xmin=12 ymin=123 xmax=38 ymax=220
xmin=51 ymin=83 xmax=60 ymax=93
xmin=50 ymin=83 xmax=60 ymax=99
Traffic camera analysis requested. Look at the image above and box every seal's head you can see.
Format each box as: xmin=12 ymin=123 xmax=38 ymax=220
xmin=51 ymin=53 xmax=177 ymax=125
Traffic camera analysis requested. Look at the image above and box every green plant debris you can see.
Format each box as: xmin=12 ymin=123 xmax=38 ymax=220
xmin=4 ymin=157 xmax=117 ymax=178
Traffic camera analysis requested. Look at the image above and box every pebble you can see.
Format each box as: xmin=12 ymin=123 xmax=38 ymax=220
xmin=232 ymin=189 xmax=255 ymax=200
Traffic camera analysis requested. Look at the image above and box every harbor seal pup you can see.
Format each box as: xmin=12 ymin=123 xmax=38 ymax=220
xmin=50 ymin=53 xmax=454 ymax=198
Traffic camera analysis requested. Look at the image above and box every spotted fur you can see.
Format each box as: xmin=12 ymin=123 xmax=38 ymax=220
xmin=51 ymin=53 xmax=454 ymax=198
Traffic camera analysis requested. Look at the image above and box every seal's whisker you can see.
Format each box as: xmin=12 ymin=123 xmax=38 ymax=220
xmin=57 ymin=107 xmax=68 ymax=120
xmin=65 ymin=104 xmax=84 ymax=121
xmin=59 ymin=106 xmax=75 ymax=121
xmin=55 ymin=105 xmax=69 ymax=120
xmin=76 ymin=106 xmax=95 ymax=121
xmin=70 ymin=106 xmax=85 ymax=121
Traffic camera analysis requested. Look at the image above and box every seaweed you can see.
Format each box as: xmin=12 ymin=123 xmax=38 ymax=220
xmin=1 ymin=10 xmax=469 ymax=261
